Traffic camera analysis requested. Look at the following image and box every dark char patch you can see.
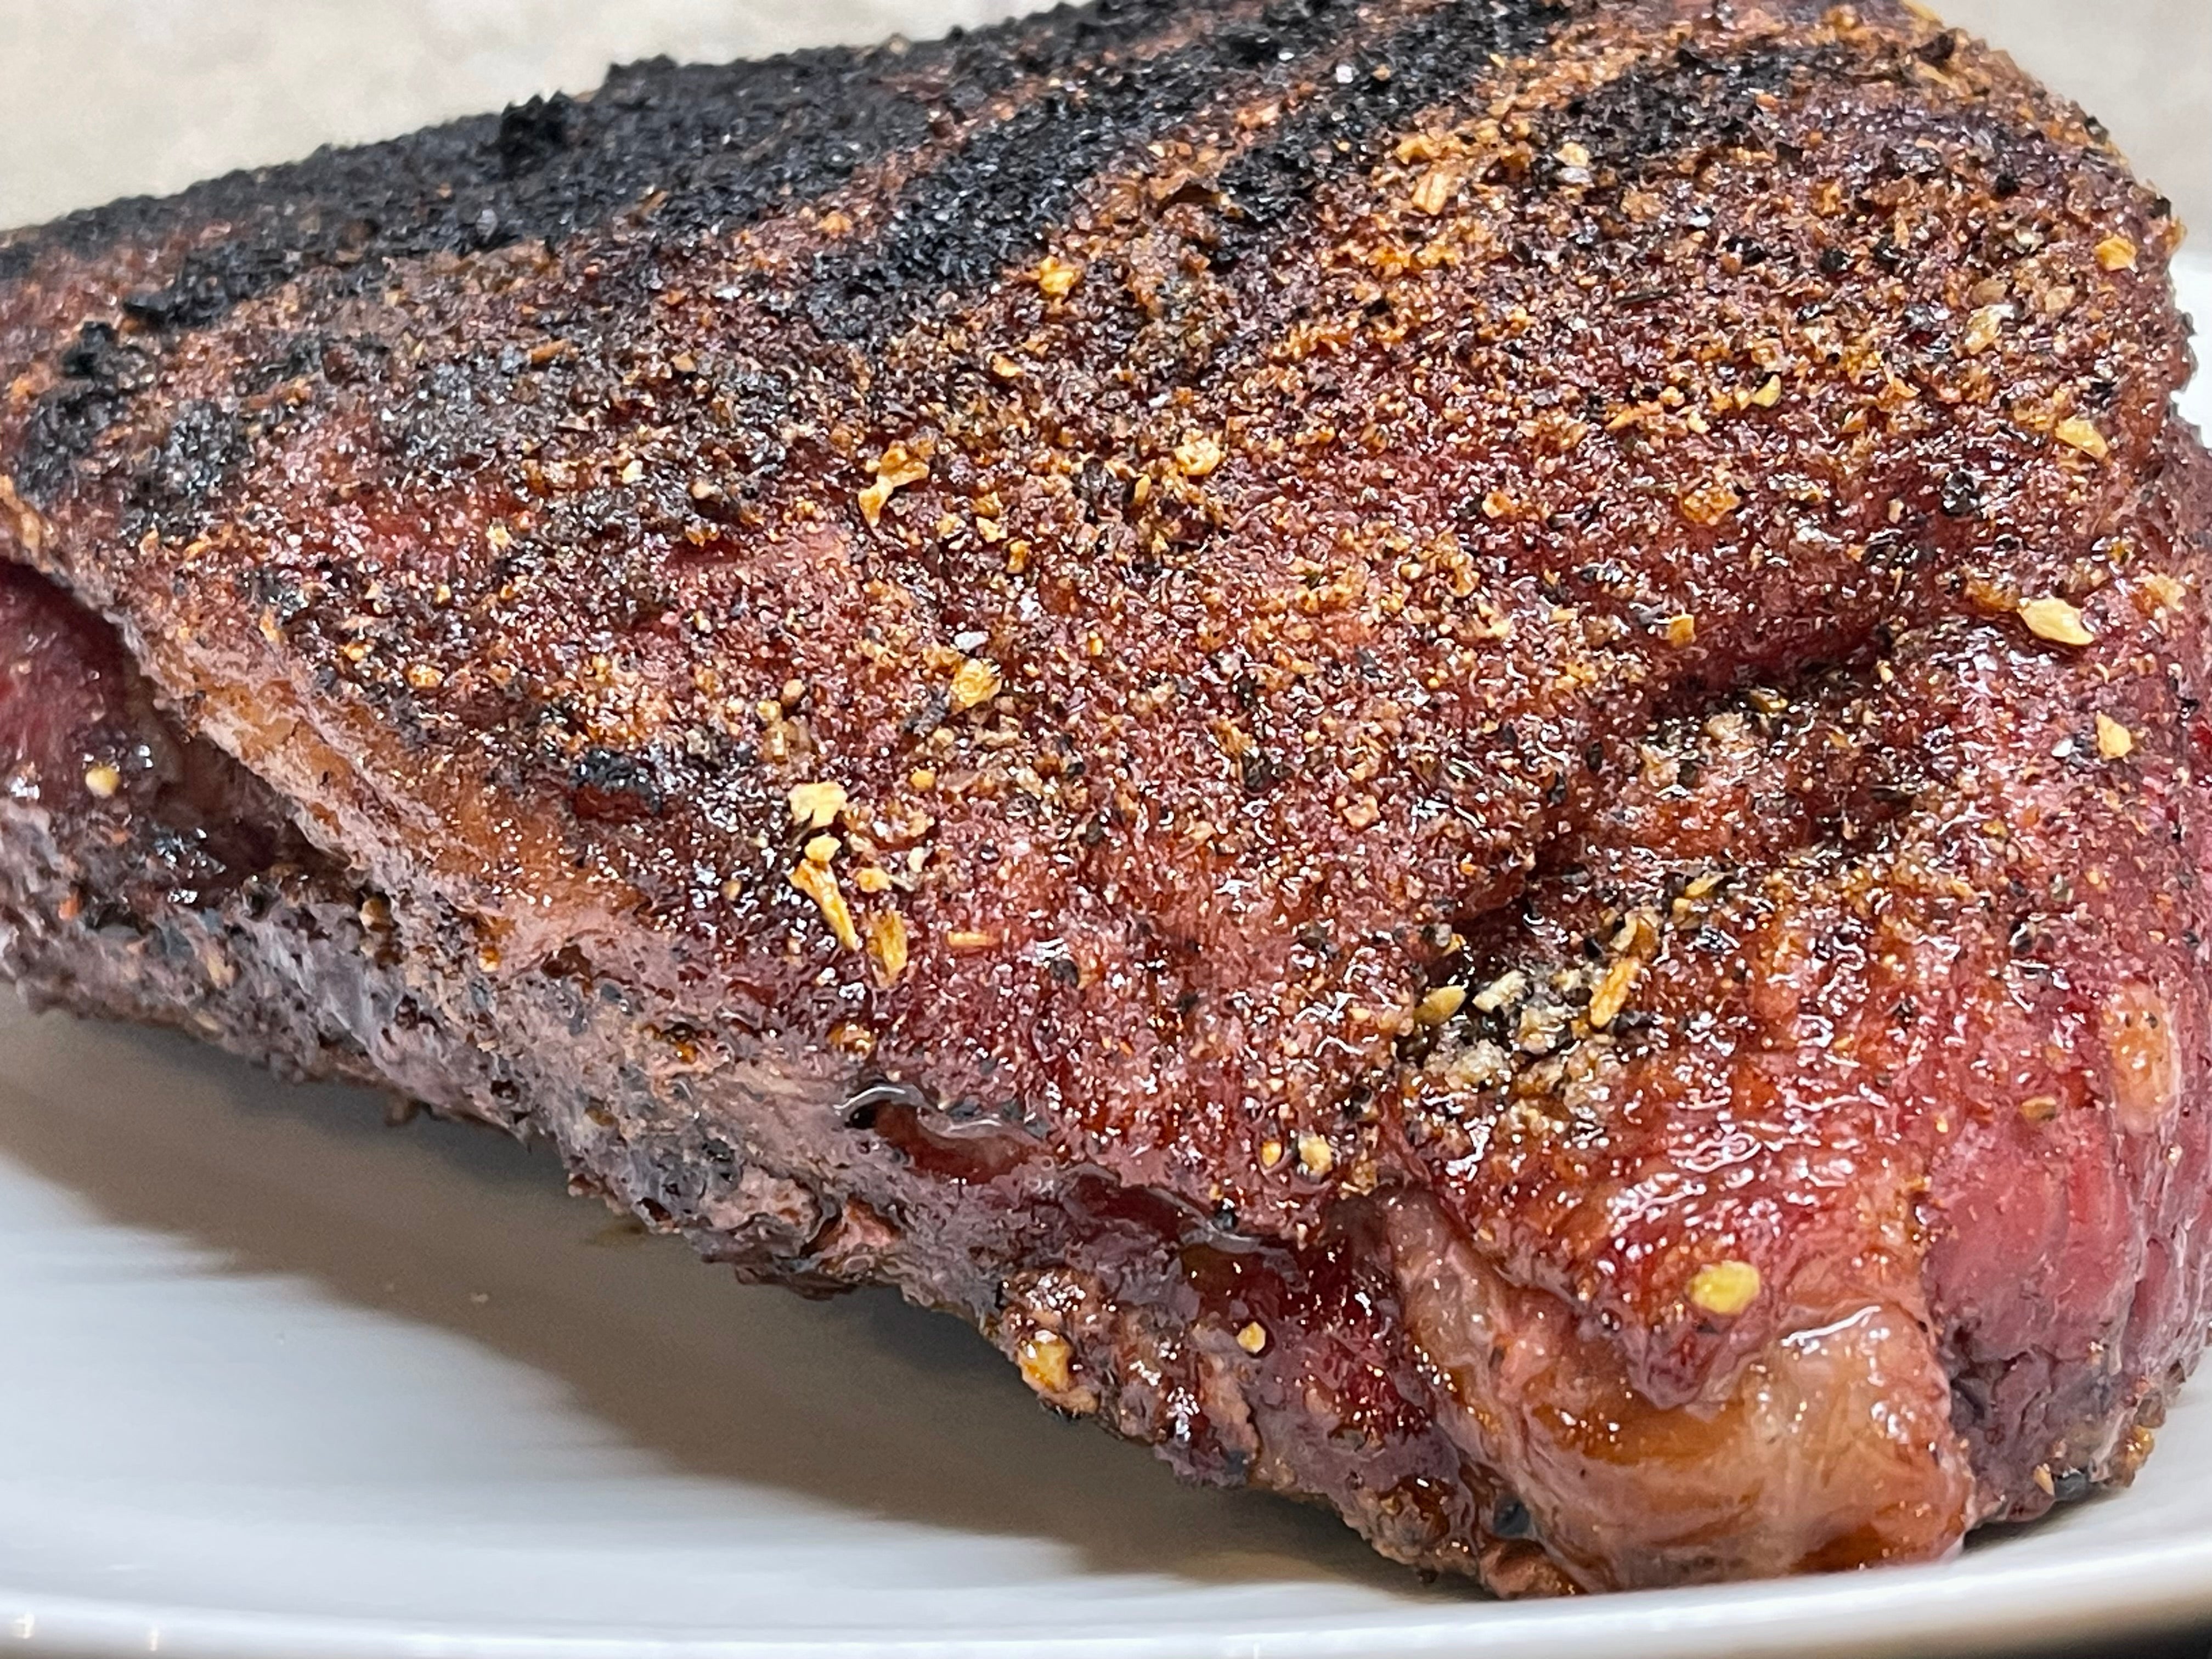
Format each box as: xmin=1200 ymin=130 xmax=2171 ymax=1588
xmin=1536 ymin=40 xmax=1831 ymax=179
xmin=570 ymin=746 xmax=667 ymax=825
xmin=21 ymin=0 xmax=1223 ymax=338
xmin=99 ymin=51 xmax=946 ymax=334
xmin=808 ymin=0 xmax=1404 ymax=337
xmin=1215 ymin=0 xmax=1570 ymax=247
xmin=15 ymin=322 xmax=154 ymax=500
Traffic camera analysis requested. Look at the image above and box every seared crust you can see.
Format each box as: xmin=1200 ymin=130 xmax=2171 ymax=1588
xmin=2 ymin=0 xmax=2208 ymax=1592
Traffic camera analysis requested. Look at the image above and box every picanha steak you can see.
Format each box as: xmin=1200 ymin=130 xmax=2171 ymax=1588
xmin=2 ymin=0 xmax=2209 ymax=1594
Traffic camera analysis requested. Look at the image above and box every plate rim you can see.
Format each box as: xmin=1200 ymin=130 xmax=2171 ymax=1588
xmin=5 ymin=1519 xmax=2212 ymax=1657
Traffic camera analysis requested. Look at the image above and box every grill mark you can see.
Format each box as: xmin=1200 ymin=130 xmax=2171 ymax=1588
xmin=5 ymin=52 xmax=930 ymax=501
xmin=2 ymin=2 xmax=1211 ymax=503
xmin=805 ymin=0 xmax=1401 ymax=341
xmin=1101 ymin=0 xmax=1573 ymax=416
xmin=1164 ymin=27 xmax=1931 ymax=415
xmin=1214 ymin=0 xmax=1571 ymax=247
xmin=58 ymin=57 xmax=940 ymax=335
xmin=1536 ymin=40 xmax=1833 ymax=181
xmin=821 ymin=0 xmax=1576 ymax=335
xmin=1522 ymin=31 xmax=2091 ymax=281
xmin=33 ymin=3 xmax=1232 ymax=334
xmin=11 ymin=8 xmax=1864 ymax=531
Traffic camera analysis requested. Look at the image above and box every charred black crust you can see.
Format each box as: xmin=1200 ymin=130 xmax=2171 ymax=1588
xmin=1214 ymin=0 xmax=1568 ymax=242
xmin=4 ymin=0 xmax=1584 ymax=501
xmin=809 ymin=27 xmax=1235 ymax=339
xmin=571 ymin=745 xmax=669 ymax=825
xmin=16 ymin=48 xmax=944 ymax=329
xmin=16 ymin=323 xmax=152 ymax=500
xmin=0 ymin=0 xmax=2115 ymax=518
xmin=1539 ymin=40 xmax=1830 ymax=178
xmin=811 ymin=0 xmax=1568 ymax=340
xmin=3 ymin=0 xmax=1220 ymax=335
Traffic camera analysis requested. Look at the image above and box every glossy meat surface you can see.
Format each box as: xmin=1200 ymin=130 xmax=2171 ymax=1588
xmin=2 ymin=0 xmax=2209 ymax=1593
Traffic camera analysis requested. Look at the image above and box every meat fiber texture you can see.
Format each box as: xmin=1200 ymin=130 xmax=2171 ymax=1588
xmin=1 ymin=0 xmax=2208 ymax=1596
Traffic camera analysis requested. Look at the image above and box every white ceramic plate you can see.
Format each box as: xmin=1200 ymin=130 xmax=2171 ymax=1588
xmin=0 ymin=234 xmax=2206 ymax=1659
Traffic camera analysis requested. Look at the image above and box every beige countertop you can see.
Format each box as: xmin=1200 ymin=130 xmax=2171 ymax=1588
xmin=0 ymin=1 xmax=2203 ymax=245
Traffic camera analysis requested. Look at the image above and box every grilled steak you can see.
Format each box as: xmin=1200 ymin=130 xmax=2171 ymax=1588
xmin=2 ymin=0 xmax=2208 ymax=1593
